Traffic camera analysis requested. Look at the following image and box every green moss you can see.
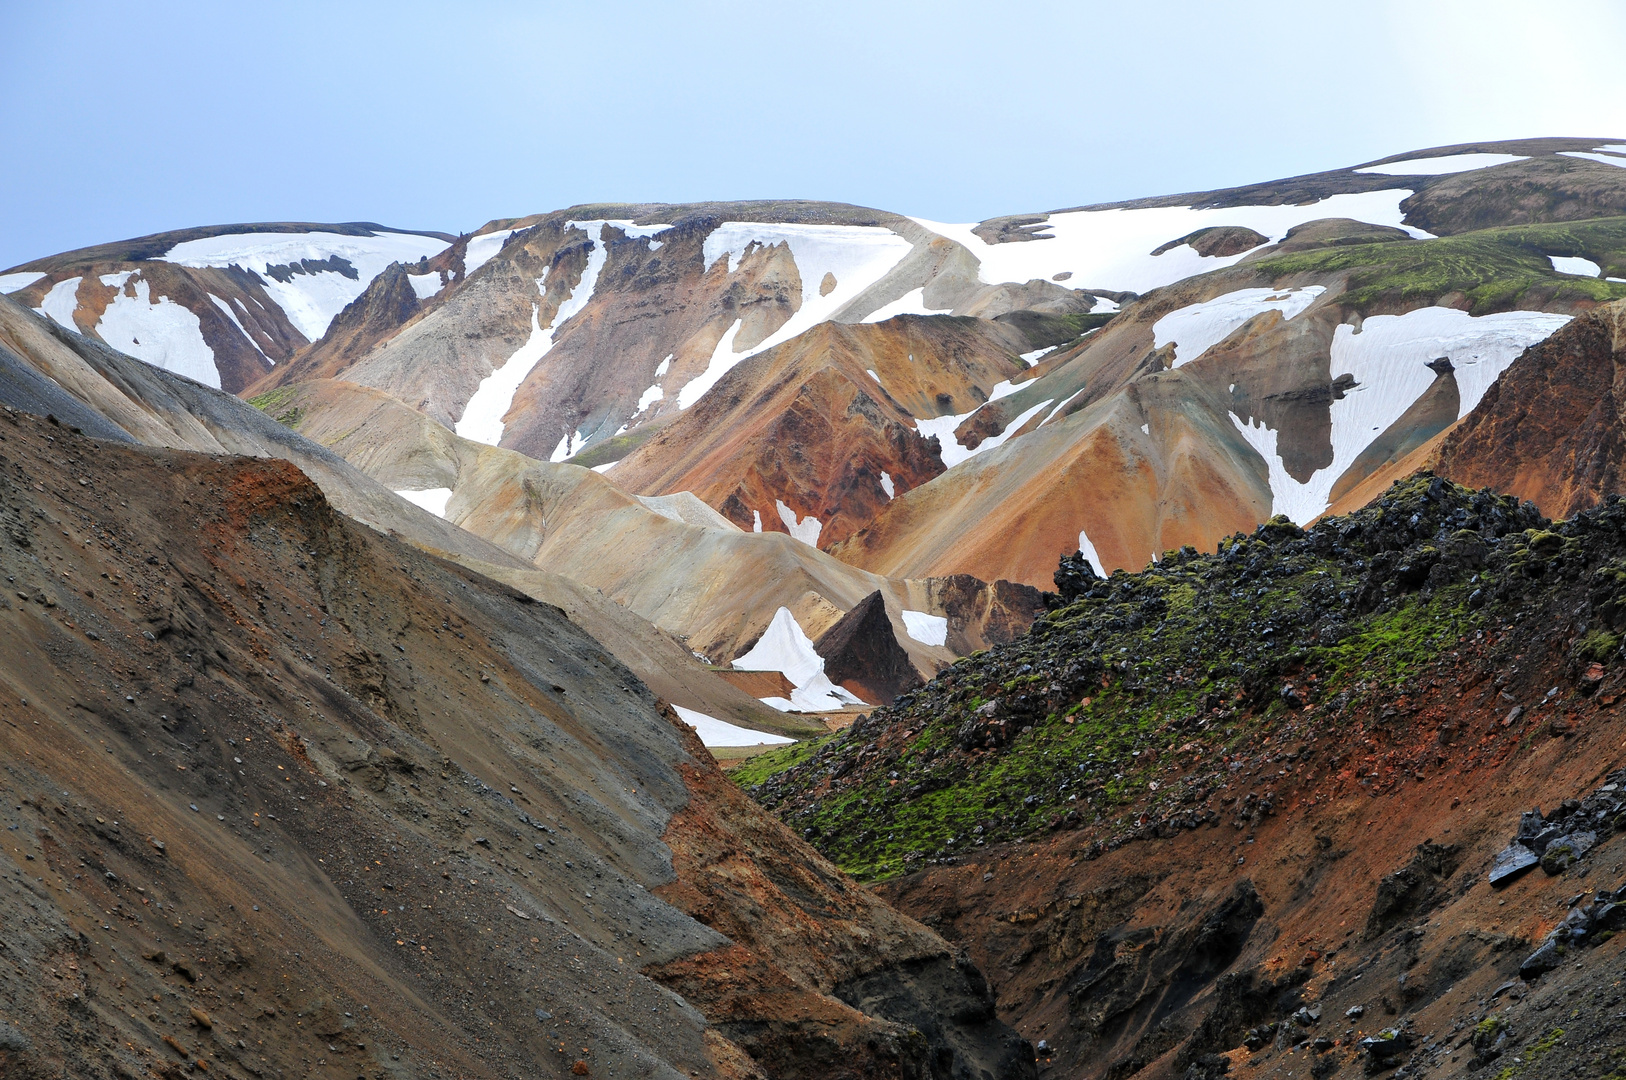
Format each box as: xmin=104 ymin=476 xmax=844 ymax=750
xmin=1493 ymin=1028 xmax=1565 ymax=1080
xmin=1253 ymin=216 xmax=1626 ymax=314
xmin=247 ymin=386 xmax=305 ymax=428
xmin=729 ymin=736 xmax=830 ymax=789
xmin=1577 ymin=629 xmax=1621 ymax=662
xmin=566 ymin=420 xmax=669 ymax=469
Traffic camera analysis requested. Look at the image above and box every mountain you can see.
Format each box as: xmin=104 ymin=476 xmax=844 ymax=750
xmin=738 ymin=474 xmax=1626 ymax=1079
xmin=0 ymin=406 xmax=1033 ymax=1080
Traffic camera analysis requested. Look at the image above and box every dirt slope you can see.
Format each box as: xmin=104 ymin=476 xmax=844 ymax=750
xmin=0 ymin=410 xmax=1033 ymax=1080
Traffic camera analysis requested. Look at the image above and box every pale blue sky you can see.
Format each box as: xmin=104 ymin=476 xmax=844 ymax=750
xmin=3 ymin=0 xmax=1624 ymax=269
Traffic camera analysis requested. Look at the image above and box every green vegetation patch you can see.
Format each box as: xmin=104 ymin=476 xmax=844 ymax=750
xmin=247 ymin=386 xmax=305 ymax=428
xmin=1254 ymin=216 xmax=1626 ymax=314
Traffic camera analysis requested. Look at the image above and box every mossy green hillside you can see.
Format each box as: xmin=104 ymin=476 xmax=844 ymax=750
xmin=743 ymin=475 xmax=1626 ymax=881
xmin=1254 ymin=217 xmax=1626 ymax=314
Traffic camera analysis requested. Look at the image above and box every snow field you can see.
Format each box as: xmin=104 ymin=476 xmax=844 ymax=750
xmin=901 ymin=610 xmax=948 ymax=646
xmin=408 ymin=273 xmax=444 ymax=300
xmin=1154 ymin=286 xmax=1327 ymax=366
xmin=677 ymin=222 xmax=916 ymax=407
xmin=861 ymin=286 xmax=946 ymax=323
xmin=160 ymin=230 xmax=450 ymax=342
xmin=670 ymin=704 xmax=793 ymax=748
xmin=1559 ymin=152 xmax=1626 ymax=169
xmin=1354 ymin=153 xmax=1528 ymax=175
xmin=394 ymin=488 xmax=453 ymax=517
xmin=462 ymin=229 xmax=515 ymax=277
xmin=95 ymin=278 xmax=218 ymax=388
xmin=911 ymin=189 xmax=1431 ymax=297
xmin=915 ymin=378 xmax=1049 ymax=468
xmin=36 ymin=277 xmax=81 ymax=329
xmin=0 ymin=271 xmax=45 ymax=294
xmin=1231 ymin=307 xmax=1572 ymax=524
xmin=457 ymin=217 xmax=625 ymax=448
xmin=732 ymin=607 xmax=862 ymax=712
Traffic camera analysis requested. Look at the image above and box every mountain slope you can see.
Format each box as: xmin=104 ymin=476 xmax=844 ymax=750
xmin=0 ymin=409 xmax=1033 ymax=1080
xmin=739 ymin=474 xmax=1626 ymax=1079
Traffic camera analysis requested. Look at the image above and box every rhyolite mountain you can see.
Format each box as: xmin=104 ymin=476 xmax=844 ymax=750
xmin=4 ymin=136 xmax=1626 ymax=1080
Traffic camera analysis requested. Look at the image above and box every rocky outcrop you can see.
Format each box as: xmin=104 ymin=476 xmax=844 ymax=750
xmin=814 ymin=591 xmax=924 ymax=704
xmin=1433 ymin=298 xmax=1626 ymax=518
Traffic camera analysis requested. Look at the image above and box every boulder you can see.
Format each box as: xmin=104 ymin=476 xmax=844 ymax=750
xmin=1488 ymin=842 xmax=1539 ymax=886
xmin=814 ymin=591 xmax=924 ymax=706
xmin=1519 ymin=937 xmax=1567 ymax=979
xmin=1540 ymin=831 xmax=1597 ymax=875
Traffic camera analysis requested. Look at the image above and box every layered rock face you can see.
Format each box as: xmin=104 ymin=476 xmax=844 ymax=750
xmin=1433 ymin=297 xmax=1626 ymax=518
xmin=0 ymin=409 xmax=1033 ymax=1080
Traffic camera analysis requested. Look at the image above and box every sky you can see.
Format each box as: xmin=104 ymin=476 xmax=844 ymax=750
xmin=2 ymin=0 xmax=1624 ymax=269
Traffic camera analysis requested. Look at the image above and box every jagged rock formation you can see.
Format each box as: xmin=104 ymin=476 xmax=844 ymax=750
xmin=814 ymin=591 xmax=923 ymax=704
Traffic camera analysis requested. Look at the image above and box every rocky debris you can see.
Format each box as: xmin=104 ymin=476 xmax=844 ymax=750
xmin=813 ymin=590 xmax=923 ymax=705
xmin=1519 ymin=880 xmax=1626 ymax=978
xmin=1488 ymin=768 xmax=1626 ymax=884
xmin=1358 ymin=1026 xmax=1413 ymax=1073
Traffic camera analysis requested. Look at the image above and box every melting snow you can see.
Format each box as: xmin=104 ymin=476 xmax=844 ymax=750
xmin=1141 ymin=423 xmax=1150 ymax=435
xmin=775 ymin=500 xmax=823 ymax=546
xmin=1559 ymin=151 xmax=1626 ymax=169
xmin=677 ymin=319 xmax=743 ymax=408
xmin=655 ymin=354 xmax=673 ymax=377
xmin=752 ymin=510 xmax=762 ymax=533
xmin=670 ymin=703 xmax=793 ymax=748
xmin=911 ymin=190 xmax=1430 ymax=296
xmin=160 ymin=230 xmax=449 ymax=341
xmin=1231 ymin=307 xmax=1572 ymax=524
xmin=901 ymin=610 xmax=948 ymax=647
xmin=1154 ymin=286 xmax=1327 ymax=366
xmin=879 ymin=471 xmax=894 ymax=499
xmin=590 ymin=462 xmax=617 ymax=474
xmin=1076 ymin=529 xmax=1106 ymax=577
xmin=919 ymin=392 xmax=1053 ymax=468
xmin=1020 ymin=347 xmax=1055 ymax=364
xmin=408 ymin=273 xmax=444 ymax=299
xmin=862 ymin=286 xmax=945 ymax=322
xmin=96 ymin=278 xmax=218 ymax=387
xmin=733 ymin=607 xmax=861 ymax=712
xmin=395 ymin=488 xmax=452 ymax=517
xmin=634 ymin=382 xmax=664 ymax=413
xmin=462 ymin=229 xmax=515 ymax=276
xmin=866 ymin=368 xmax=882 ymax=384
xmin=458 ymin=219 xmax=618 ymax=447
xmin=1091 ymin=295 xmax=1120 ymax=313
xmin=0 ymin=271 xmax=45 ymax=294
xmin=1040 ymin=386 xmax=1087 ymax=426
xmin=681 ymin=222 xmax=914 ymax=397
xmin=550 ymin=430 xmax=589 ymax=463
xmin=36 ymin=276 xmax=81 ymax=329
xmin=208 ymin=294 xmax=271 ymax=363
xmin=1550 ymin=255 xmax=1602 ymax=277
xmin=1355 ymin=153 xmax=1528 ymax=175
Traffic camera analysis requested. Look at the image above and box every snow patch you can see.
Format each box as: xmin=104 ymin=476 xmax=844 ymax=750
xmin=408 ymin=273 xmax=444 ymax=300
xmin=1355 ymin=153 xmax=1527 ymax=175
xmin=1155 ymin=286 xmax=1326 ymax=366
xmin=920 ymin=393 xmax=1052 ymax=468
xmin=879 ymin=471 xmax=894 ymax=499
xmin=0 ymin=271 xmax=45 ymax=294
xmin=1040 ymin=386 xmax=1087 ymax=427
xmin=733 ymin=607 xmax=860 ymax=712
xmin=96 ymin=278 xmax=218 ymax=387
xmin=677 ymin=319 xmax=743 ymax=409
xmin=775 ymin=500 xmax=823 ymax=546
xmin=395 ymin=488 xmax=452 ymax=517
xmin=550 ymin=430 xmax=588 ymax=463
xmin=457 ymin=222 xmax=617 ymax=446
xmin=634 ymin=382 xmax=664 ymax=413
xmin=861 ymin=286 xmax=943 ymax=323
xmin=590 ymin=462 xmax=617 ymax=474
xmin=1559 ymin=151 xmax=1626 ymax=169
xmin=1090 ymin=295 xmax=1120 ymax=314
xmin=752 ymin=510 xmax=762 ymax=533
xmin=1231 ymin=307 xmax=1572 ymax=524
xmin=911 ymin=190 xmax=1429 ymax=297
xmin=1076 ymin=529 xmax=1105 ymax=577
xmin=670 ymin=703 xmax=793 ymax=748
xmin=208 ymin=294 xmax=271 ymax=363
xmin=1020 ymin=347 xmax=1055 ymax=364
xmin=655 ymin=354 xmax=673 ymax=377
xmin=1550 ymin=255 xmax=1602 ymax=277
xmin=160 ymin=230 xmax=449 ymax=341
xmin=36 ymin=276 xmax=81 ymax=329
xmin=901 ymin=610 xmax=947 ymax=647
xmin=462 ymin=229 xmax=515 ymax=276
xmin=1141 ymin=423 xmax=1150 ymax=435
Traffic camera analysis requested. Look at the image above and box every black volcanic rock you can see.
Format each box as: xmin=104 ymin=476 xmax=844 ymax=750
xmin=815 ymin=590 xmax=923 ymax=705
